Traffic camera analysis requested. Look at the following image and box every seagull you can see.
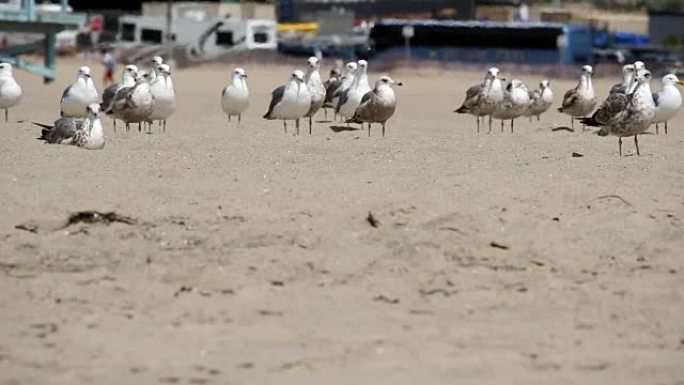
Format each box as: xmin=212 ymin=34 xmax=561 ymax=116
xmin=322 ymin=67 xmax=341 ymax=119
xmin=149 ymin=63 xmax=176 ymax=132
xmin=609 ymin=64 xmax=635 ymax=94
xmin=263 ymin=70 xmax=311 ymax=135
xmin=147 ymin=56 xmax=164 ymax=83
xmin=303 ymin=56 xmax=326 ymax=134
xmin=0 ymin=62 xmax=22 ymax=122
xmin=492 ymin=79 xmax=530 ymax=133
xmin=651 ymin=74 xmax=683 ymax=135
xmin=337 ymin=60 xmax=371 ymax=121
xmin=580 ymin=69 xmax=655 ymax=156
xmin=558 ymin=65 xmax=596 ymax=130
xmin=101 ymin=64 xmax=138 ymax=131
xmin=105 ymin=75 xmax=155 ymax=132
xmin=626 ymin=61 xmax=646 ymax=94
xmin=34 ymin=103 xmax=105 ymax=150
xmin=221 ymin=67 xmax=249 ymax=125
xmin=346 ymin=75 xmax=402 ymax=137
xmin=454 ymin=67 xmax=505 ymax=132
xmin=524 ymin=80 xmax=553 ymax=122
xmin=60 ymin=66 xmax=99 ymax=118
xmin=324 ymin=62 xmax=357 ymax=121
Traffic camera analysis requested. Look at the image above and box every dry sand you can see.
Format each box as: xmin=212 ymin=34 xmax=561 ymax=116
xmin=1 ymin=58 xmax=683 ymax=385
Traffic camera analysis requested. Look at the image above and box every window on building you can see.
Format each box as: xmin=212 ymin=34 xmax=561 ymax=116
xmin=141 ymin=28 xmax=163 ymax=44
xmin=121 ymin=23 xmax=136 ymax=42
xmin=216 ymin=31 xmax=234 ymax=46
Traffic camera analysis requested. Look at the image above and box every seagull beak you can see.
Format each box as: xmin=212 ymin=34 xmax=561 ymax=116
xmin=242 ymin=74 xmax=248 ymax=78
xmin=678 ymin=80 xmax=684 ymax=86
xmin=396 ymin=81 xmax=403 ymax=86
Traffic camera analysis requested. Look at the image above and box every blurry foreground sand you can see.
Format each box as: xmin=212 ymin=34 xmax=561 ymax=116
xmin=1 ymin=58 xmax=683 ymax=384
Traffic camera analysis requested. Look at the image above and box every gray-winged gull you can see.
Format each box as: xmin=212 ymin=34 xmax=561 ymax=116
xmin=580 ymin=69 xmax=655 ymax=156
xmin=104 ymin=75 xmax=155 ymax=132
xmin=322 ymin=67 xmax=341 ymax=119
xmin=61 ymin=66 xmax=99 ymax=118
xmin=149 ymin=63 xmax=176 ymax=132
xmin=324 ymin=62 xmax=357 ymax=121
xmin=346 ymin=75 xmax=402 ymax=137
xmin=524 ymin=79 xmax=553 ymax=122
xmin=492 ymin=79 xmax=530 ymax=133
xmin=0 ymin=63 xmax=22 ymax=122
xmin=558 ymin=65 xmax=596 ymax=130
xmin=337 ymin=60 xmax=370 ymax=121
xmin=303 ymin=56 xmax=326 ymax=134
xmin=455 ymin=67 xmax=504 ymax=132
xmin=263 ymin=70 xmax=311 ymax=135
xmin=221 ymin=67 xmax=249 ymax=125
xmin=101 ymin=64 xmax=138 ymax=131
xmin=34 ymin=103 xmax=105 ymax=150
xmin=609 ymin=64 xmax=635 ymax=95
xmin=651 ymin=73 xmax=683 ymax=134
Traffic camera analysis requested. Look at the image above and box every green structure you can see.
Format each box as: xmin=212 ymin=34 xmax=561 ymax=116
xmin=0 ymin=0 xmax=86 ymax=83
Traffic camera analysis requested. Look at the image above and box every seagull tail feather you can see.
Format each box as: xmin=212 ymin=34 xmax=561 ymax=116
xmin=577 ymin=116 xmax=601 ymax=127
xmin=454 ymin=106 xmax=469 ymax=113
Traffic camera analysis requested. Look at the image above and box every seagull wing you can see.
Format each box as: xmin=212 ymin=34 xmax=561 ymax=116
xmin=263 ymin=85 xmax=285 ymax=119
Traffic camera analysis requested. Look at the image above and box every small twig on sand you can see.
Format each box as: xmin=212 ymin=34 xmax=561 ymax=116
xmin=591 ymin=195 xmax=632 ymax=206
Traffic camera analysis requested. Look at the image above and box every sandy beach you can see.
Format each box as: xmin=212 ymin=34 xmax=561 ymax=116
xmin=1 ymin=58 xmax=683 ymax=384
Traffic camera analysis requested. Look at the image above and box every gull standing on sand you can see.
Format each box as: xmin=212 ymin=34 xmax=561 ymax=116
xmin=221 ymin=67 xmax=249 ymax=125
xmin=149 ymin=63 xmax=176 ymax=132
xmin=263 ymin=70 xmax=311 ymax=134
xmin=524 ymin=80 xmax=553 ymax=122
xmin=651 ymin=74 xmax=683 ymax=135
xmin=148 ymin=56 xmax=164 ymax=83
xmin=61 ymin=66 xmax=99 ymax=118
xmin=322 ymin=67 xmax=341 ymax=119
xmin=101 ymin=64 xmax=138 ymax=130
xmin=303 ymin=56 xmax=326 ymax=134
xmin=609 ymin=64 xmax=635 ymax=94
xmin=455 ymin=67 xmax=504 ymax=132
xmin=0 ymin=63 xmax=22 ymax=122
xmin=324 ymin=62 xmax=357 ymax=121
xmin=492 ymin=79 xmax=530 ymax=133
xmin=347 ymin=75 xmax=402 ymax=137
xmin=34 ymin=104 xmax=105 ymax=149
xmin=105 ymin=73 xmax=155 ymax=132
xmin=558 ymin=65 xmax=596 ymax=130
xmin=337 ymin=60 xmax=370 ymax=121
xmin=580 ymin=69 xmax=655 ymax=156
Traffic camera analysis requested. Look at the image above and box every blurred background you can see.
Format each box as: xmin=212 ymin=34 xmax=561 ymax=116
xmin=1 ymin=0 xmax=683 ymax=83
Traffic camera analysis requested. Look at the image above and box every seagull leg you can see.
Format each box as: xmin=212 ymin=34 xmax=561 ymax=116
xmin=382 ymin=123 xmax=386 ymax=137
xmin=500 ymin=119 xmax=504 ymax=133
xmin=619 ymin=137 xmax=622 ymax=156
xmin=537 ymin=115 xmax=540 ymax=121
xmin=529 ymin=116 xmax=532 ymax=123
xmin=324 ymin=108 xmax=328 ymax=120
xmin=634 ymin=135 xmax=640 ymax=156
xmin=309 ymin=117 xmax=312 ymax=135
xmin=511 ymin=119 xmax=514 ymax=133
xmin=126 ymin=123 xmax=130 ymax=132
xmin=476 ymin=116 xmax=480 ymax=133
xmin=283 ymin=120 xmax=287 ymax=133
xmin=138 ymin=123 xmax=142 ymax=132
xmin=4 ymin=108 xmax=7 ymax=122
xmin=296 ymin=119 xmax=300 ymax=135
xmin=488 ymin=116 xmax=492 ymax=134
xmin=570 ymin=117 xmax=574 ymax=131
xmin=655 ymin=123 xmax=659 ymax=135
xmin=368 ymin=123 xmax=371 ymax=137
xmin=238 ymin=114 xmax=241 ymax=125
xmin=163 ymin=120 xmax=167 ymax=133
xmin=665 ymin=121 xmax=668 ymax=135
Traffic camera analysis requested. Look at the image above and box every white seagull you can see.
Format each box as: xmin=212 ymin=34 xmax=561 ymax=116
xmin=147 ymin=56 xmax=164 ymax=83
xmin=492 ymin=79 xmax=530 ymax=133
xmin=149 ymin=63 xmax=176 ymax=132
xmin=336 ymin=60 xmax=371 ymax=121
xmin=455 ymin=67 xmax=505 ymax=132
xmin=61 ymin=66 xmax=99 ymax=118
xmin=221 ymin=67 xmax=249 ymax=125
xmin=558 ymin=65 xmax=596 ymax=130
xmin=609 ymin=64 xmax=635 ymax=94
xmin=303 ymin=56 xmax=326 ymax=134
xmin=347 ymin=75 xmax=402 ymax=137
xmin=652 ymin=74 xmax=683 ymax=135
xmin=34 ymin=103 xmax=105 ymax=150
xmin=323 ymin=62 xmax=357 ymax=120
xmin=581 ymin=69 xmax=655 ymax=156
xmin=0 ymin=62 xmax=22 ymax=122
xmin=101 ymin=64 xmax=138 ymax=131
xmin=263 ymin=70 xmax=311 ymax=134
xmin=524 ymin=79 xmax=553 ymax=122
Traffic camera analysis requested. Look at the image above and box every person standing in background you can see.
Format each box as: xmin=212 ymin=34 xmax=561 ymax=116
xmin=102 ymin=48 xmax=116 ymax=87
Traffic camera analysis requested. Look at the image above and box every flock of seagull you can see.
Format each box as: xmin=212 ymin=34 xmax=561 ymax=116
xmin=456 ymin=61 xmax=683 ymax=155
xmin=1 ymin=55 xmax=682 ymax=155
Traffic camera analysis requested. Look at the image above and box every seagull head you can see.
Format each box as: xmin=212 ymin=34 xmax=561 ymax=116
xmin=330 ymin=67 xmax=341 ymax=78
xmin=622 ymin=64 xmax=635 ymax=76
xmin=357 ymin=60 xmax=368 ymax=73
xmin=662 ymin=74 xmax=684 ymax=86
xmin=123 ymin=64 xmax=138 ymax=79
xmin=581 ymin=65 xmax=593 ymax=76
xmin=233 ymin=67 xmax=247 ymax=79
xmin=633 ymin=61 xmax=645 ymax=71
xmin=487 ymin=67 xmax=500 ymax=79
xmin=345 ymin=62 xmax=358 ymax=74
xmin=376 ymin=75 xmax=402 ymax=88
xmin=307 ymin=56 xmax=320 ymax=69
xmin=152 ymin=56 xmax=164 ymax=66
xmin=540 ymin=79 xmax=550 ymax=89
xmin=158 ymin=63 xmax=172 ymax=76
xmin=292 ymin=70 xmax=305 ymax=83
xmin=506 ymin=79 xmax=527 ymax=92
xmin=77 ymin=66 xmax=91 ymax=79
xmin=85 ymin=103 xmax=101 ymax=118
xmin=0 ymin=62 xmax=13 ymax=75
xmin=634 ymin=69 xmax=652 ymax=85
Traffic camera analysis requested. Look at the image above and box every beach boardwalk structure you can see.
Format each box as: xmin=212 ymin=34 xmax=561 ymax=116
xmin=0 ymin=0 xmax=86 ymax=83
